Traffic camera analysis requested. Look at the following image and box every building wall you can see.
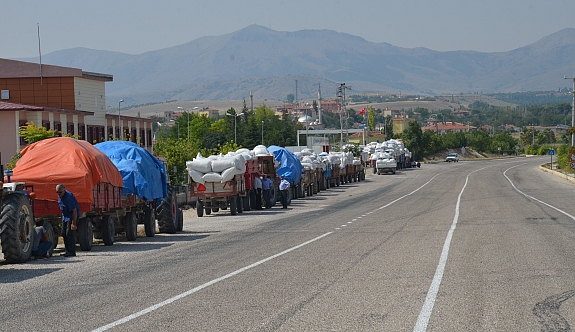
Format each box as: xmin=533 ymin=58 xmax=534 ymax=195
xmin=74 ymin=77 xmax=106 ymax=126
xmin=0 ymin=77 xmax=75 ymax=109
xmin=0 ymin=111 xmax=17 ymax=165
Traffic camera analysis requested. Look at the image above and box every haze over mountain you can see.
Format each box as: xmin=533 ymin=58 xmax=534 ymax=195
xmin=19 ymin=25 xmax=575 ymax=106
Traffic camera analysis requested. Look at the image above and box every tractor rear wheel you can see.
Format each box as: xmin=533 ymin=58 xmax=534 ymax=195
xmin=158 ymin=189 xmax=177 ymax=234
xmin=0 ymin=194 xmax=34 ymax=263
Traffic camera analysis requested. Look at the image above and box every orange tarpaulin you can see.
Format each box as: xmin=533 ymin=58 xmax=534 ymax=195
xmin=7 ymin=137 xmax=123 ymax=205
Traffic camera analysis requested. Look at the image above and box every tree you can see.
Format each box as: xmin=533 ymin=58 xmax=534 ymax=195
xmin=368 ymin=105 xmax=375 ymax=131
xmin=537 ymin=129 xmax=556 ymax=145
xmin=385 ymin=115 xmax=393 ymax=140
xmin=400 ymin=120 xmax=425 ymax=161
xmin=19 ymin=121 xmax=57 ymax=143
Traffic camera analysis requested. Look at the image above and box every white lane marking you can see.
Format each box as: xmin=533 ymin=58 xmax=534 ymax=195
xmin=92 ymin=232 xmax=333 ymax=332
xmin=503 ymin=164 xmax=575 ymax=221
xmin=347 ymin=221 xmax=352 ymax=224
xmin=414 ymin=167 xmax=486 ymax=331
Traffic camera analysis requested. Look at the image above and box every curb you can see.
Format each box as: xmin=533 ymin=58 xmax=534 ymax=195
xmin=539 ymin=165 xmax=575 ymax=185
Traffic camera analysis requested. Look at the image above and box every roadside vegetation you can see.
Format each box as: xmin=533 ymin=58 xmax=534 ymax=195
xmin=10 ymin=92 xmax=575 ymax=183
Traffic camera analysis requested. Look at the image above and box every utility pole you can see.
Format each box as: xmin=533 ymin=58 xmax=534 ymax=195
xmin=317 ymin=83 xmax=322 ymax=125
xmin=564 ymin=75 xmax=575 ymax=146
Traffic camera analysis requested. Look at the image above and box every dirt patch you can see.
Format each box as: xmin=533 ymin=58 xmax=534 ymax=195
xmin=423 ymin=148 xmax=486 ymax=162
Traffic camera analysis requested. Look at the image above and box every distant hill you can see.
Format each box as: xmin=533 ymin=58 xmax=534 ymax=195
xmin=18 ymin=25 xmax=575 ymax=106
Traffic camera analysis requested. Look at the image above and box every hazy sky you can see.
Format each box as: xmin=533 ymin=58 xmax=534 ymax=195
xmin=3 ymin=0 xmax=575 ymax=59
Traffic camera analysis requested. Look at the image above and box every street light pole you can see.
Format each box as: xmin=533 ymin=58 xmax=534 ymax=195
xmin=226 ymin=112 xmax=243 ymax=144
xmin=261 ymin=120 xmax=264 ymax=145
xmin=118 ymin=99 xmax=124 ymax=139
xmin=565 ymin=76 xmax=575 ymax=146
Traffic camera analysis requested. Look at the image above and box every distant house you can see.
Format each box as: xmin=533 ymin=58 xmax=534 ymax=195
xmin=198 ymin=108 xmax=220 ymax=118
xmin=421 ymin=121 xmax=476 ymax=134
xmin=320 ymin=100 xmax=341 ymax=113
xmin=348 ymin=131 xmax=385 ymax=145
xmin=451 ymin=110 xmax=471 ymax=117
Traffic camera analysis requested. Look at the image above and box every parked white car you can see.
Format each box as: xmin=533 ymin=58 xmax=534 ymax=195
xmin=445 ymin=153 xmax=460 ymax=162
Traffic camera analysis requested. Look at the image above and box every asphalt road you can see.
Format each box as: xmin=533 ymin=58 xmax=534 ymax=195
xmin=2 ymin=156 xmax=575 ymax=331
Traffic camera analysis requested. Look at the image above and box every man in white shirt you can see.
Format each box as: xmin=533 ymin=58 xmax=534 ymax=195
xmin=254 ymin=173 xmax=263 ymax=210
xmin=279 ymin=175 xmax=290 ymax=209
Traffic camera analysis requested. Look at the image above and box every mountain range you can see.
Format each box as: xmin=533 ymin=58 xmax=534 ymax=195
xmin=18 ymin=25 xmax=575 ymax=106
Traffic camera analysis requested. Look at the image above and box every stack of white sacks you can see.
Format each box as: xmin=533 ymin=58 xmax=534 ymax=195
xmin=328 ymin=151 xmax=354 ymax=170
xmin=186 ymin=145 xmax=275 ymax=184
xmin=364 ymin=139 xmax=412 ymax=161
xmin=295 ymin=148 xmax=326 ymax=172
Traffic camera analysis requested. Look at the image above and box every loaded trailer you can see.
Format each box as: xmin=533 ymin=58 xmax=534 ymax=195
xmin=3 ymin=137 xmax=181 ymax=258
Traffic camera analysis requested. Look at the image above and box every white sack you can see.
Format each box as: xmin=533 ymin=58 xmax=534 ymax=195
xmin=187 ymin=158 xmax=212 ymax=173
xmin=188 ymin=169 xmax=205 ymax=184
xmin=211 ymin=157 xmax=238 ymax=173
xmin=202 ymin=172 xmax=222 ymax=182
xmin=220 ymin=167 xmax=238 ymax=182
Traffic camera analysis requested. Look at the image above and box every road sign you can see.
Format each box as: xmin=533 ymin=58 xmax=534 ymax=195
xmin=548 ymin=149 xmax=555 ymax=155
xmin=570 ymin=154 xmax=575 ymax=162
xmin=571 ymin=162 xmax=575 ymax=170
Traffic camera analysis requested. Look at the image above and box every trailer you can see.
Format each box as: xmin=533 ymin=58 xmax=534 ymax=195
xmin=95 ymin=141 xmax=181 ymax=239
xmin=267 ymin=145 xmax=303 ymax=205
xmin=191 ymin=173 xmax=247 ymax=217
xmin=7 ymin=137 xmax=125 ymax=252
xmin=188 ymin=150 xmax=259 ymax=217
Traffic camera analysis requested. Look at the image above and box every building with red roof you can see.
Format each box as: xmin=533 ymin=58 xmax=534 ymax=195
xmin=0 ymin=58 xmax=153 ymax=165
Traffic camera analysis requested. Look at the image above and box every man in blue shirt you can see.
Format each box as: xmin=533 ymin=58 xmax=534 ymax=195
xmin=56 ymin=184 xmax=80 ymax=257
xmin=279 ymin=175 xmax=290 ymax=209
xmin=261 ymin=174 xmax=273 ymax=209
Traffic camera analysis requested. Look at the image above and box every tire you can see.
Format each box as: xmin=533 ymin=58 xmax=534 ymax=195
xmin=158 ymin=188 xmax=177 ymax=234
xmin=101 ymin=215 xmax=115 ymax=246
xmin=0 ymin=194 xmax=34 ymax=263
xmin=125 ymin=211 xmax=137 ymax=241
xmin=77 ymin=217 xmax=94 ymax=251
xmin=212 ymin=207 xmax=219 ymax=213
xmin=237 ymin=195 xmax=243 ymax=213
xmin=144 ymin=206 xmax=156 ymax=237
xmin=271 ymin=186 xmax=278 ymax=206
xmin=287 ymin=189 xmax=292 ymax=205
xmin=205 ymin=207 xmax=211 ymax=215
xmin=196 ymin=199 xmax=204 ymax=217
xmin=43 ymin=221 xmax=57 ymax=257
xmin=177 ymin=208 xmax=183 ymax=232
xmin=230 ymin=196 xmax=237 ymax=215
xmin=243 ymin=193 xmax=251 ymax=211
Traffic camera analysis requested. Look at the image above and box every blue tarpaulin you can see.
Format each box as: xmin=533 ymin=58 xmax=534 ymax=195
xmin=95 ymin=141 xmax=168 ymax=202
xmin=267 ymin=145 xmax=303 ymax=184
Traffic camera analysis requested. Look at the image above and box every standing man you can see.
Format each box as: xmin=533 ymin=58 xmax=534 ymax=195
xmin=279 ymin=175 xmax=290 ymax=209
xmin=254 ymin=173 xmax=263 ymax=210
xmin=261 ymin=174 xmax=273 ymax=209
xmin=56 ymin=184 xmax=80 ymax=257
